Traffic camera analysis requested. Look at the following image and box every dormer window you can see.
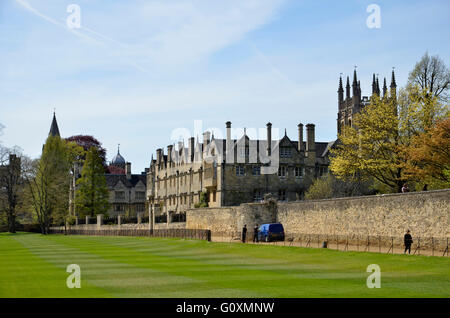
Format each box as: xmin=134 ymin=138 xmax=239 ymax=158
xmin=280 ymin=147 xmax=292 ymax=158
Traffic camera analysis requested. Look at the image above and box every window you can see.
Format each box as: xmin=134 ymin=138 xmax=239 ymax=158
xmin=135 ymin=191 xmax=145 ymax=200
xmin=114 ymin=204 xmax=125 ymax=212
xmin=212 ymin=191 xmax=216 ymax=202
xmin=135 ymin=203 xmax=145 ymax=212
xmin=319 ymin=166 xmax=328 ymax=176
xmin=278 ymin=166 xmax=286 ymax=177
xmin=236 ymin=165 xmax=245 ymax=176
xmin=278 ymin=189 xmax=286 ymax=201
xmin=280 ymin=147 xmax=292 ymax=158
xmin=253 ymin=190 xmax=262 ymax=202
xmin=115 ymin=191 xmax=125 ymax=200
xmin=295 ymin=166 xmax=304 ymax=178
xmin=252 ymin=166 xmax=261 ymax=176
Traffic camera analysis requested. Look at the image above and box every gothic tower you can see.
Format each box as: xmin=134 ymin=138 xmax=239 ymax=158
xmin=337 ymin=68 xmax=397 ymax=136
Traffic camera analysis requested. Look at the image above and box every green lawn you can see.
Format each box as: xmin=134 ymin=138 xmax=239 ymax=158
xmin=0 ymin=232 xmax=449 ymax=298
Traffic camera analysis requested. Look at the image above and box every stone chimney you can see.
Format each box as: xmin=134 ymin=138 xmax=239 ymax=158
xmin=189 ymin=137 xmax=195 ymax=163
xmin=298 ymin=123 xmax=304 ymax=154
xmin=306 ymin=124 xmax=316 ymax=168
xmin=203 ymin=131 xmax=211 ymax=152
xmin=167 ymin=145 xmax=173 ymax=165
xmin=125 ymin=162 xmax=132 ymax=180
xmin=225 ymin=121 xmax=232 ymax=163
xmin=156 ymin=148 xmax=162 ymax=166
xmin=266 ymin=122 xmax=272 ymax=156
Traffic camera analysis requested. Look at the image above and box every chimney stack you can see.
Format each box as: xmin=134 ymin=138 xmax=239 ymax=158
xmin=203 ymin=131 xmax=211 ymax=152
xmin=167 ymin=145 xmax=173 ymax=165
xmin=226 ymin=121 xmax=232 ymax=163
xmin=156 ymin=148 xmax=162 ymax=166
xmin=266 ymin=122 xmax=272 ymax=156
xmin=189 ymin=137 xmax=195 ymax=163
xmin=306 ymin=124 xmax=316 ymax=169
xmin=297 ymin=123 xmax=304 ymax=154
xmin=125 ymin=162 xmax=132 ymax=180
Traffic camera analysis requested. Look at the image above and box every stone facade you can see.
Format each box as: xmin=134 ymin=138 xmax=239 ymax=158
xmin=147 ymin=121 xmax=333 ymax=220
xmin=187 ymin=189 xmax=450 ymax=238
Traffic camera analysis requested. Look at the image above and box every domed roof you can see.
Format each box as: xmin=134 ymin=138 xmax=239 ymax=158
xmin=111 ymin=145 xmax=125 ymax=165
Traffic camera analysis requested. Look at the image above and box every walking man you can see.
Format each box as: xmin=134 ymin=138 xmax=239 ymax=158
xmin=242 ymin=225 xmax=247 ymax=243
xmin=404 ymin=230 xmax=413 ymax=254
xmin=253 ymin=224 xmax=259 ymax=243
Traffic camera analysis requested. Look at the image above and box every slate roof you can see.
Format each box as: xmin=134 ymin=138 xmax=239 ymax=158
xmin=105 ymin=174 xmax=146 ymax=189
xmin=211 ymin=139 xmax=333 ymax=158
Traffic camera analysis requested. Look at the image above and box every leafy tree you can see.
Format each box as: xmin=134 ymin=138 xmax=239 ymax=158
xmin=331 ymin=95 xmax=405 ymax=192
xmin=305 ymin=173 xmax=375 ymax=200
xmin=408 ymin=52 xmax=450 ymax=101
xmin=66 ymin=135 xmax=107 ymax=167
xmin=402 ymin=118 xmax=450 ymax=189
xmin=25 ymin=136 xmax=80 ymax=234
xmin=194 ymin=191 xmax=208 ymax=208
xmin=332 ymin=63 xmax=448 ymax=194
xmin=75 ymin=147 xmax=109 ymax=217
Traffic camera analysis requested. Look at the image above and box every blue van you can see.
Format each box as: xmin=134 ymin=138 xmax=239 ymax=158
xmin=258 ymin=223 xmax=285 ymax=242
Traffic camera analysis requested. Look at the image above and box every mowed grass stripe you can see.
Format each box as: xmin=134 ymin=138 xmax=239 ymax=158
xmin=10 ymin=233 xmax=206 ymax=298
xmin=1 ymin=233 xmax=449 ymax=297
xmin=44 ymin=235 xmax=272 ymax=297
xmin=42 ymin=234 xmax=450 ymax=297
xmin=0 ymin=233 xmax=109 ymax=297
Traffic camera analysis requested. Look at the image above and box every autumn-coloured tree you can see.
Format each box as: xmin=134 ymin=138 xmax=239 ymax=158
xmin=402 ymin=118 xmax=450 ymax=188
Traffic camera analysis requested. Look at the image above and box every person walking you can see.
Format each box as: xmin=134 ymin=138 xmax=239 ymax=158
xmin=253 ymin=224 xmax=259 ymax=243
xmin=242 ymin=225 xmax=247 ymax=243
xmin=404 ymin=230 xmax=413 ymax=254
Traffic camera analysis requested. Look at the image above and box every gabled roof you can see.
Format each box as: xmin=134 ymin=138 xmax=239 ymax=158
xmin=105 ymin=174 xmax=146 ymax=189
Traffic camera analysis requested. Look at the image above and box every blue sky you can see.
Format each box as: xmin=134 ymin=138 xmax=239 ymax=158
xmin=0 ymin=0 xmax=449 ymax=173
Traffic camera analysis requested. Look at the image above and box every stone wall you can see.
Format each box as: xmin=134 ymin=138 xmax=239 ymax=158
xmin=186 ymin=203 xmax=276 ymax=233
xmin=187 ymin=189 xmax=450 ymax=238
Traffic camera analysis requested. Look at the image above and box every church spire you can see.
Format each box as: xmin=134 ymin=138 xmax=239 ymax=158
xmin=390 ymin=68 xmax=397 ymax=88
xmin=376 ymin=76 xmax=380 ymax=96
xmin=352 ymin=67 xmax=358 ymax=96
xmin=390 ymin=68 xmax=397 ymax=97
xmin=383 ymin=77 xmax=387 ymax=97
xmin=345 ymin=76 xmax=350 ymax=98
xmin=49 ymin=111 xmax=60 ymax=137
xmin=338 ymin=75 xmax=344 ymax=103
xmin=372 ymin=73 xmax=376 ymax=95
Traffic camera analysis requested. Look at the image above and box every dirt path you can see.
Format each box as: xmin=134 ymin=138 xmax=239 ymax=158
xmin=211 ymin=236 xmax=449 ymax=257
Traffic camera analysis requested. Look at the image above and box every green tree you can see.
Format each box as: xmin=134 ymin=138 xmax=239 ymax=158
xmin=26 ymin=136 xmax=76 ymax=234
xmin=75 ymin=147 xmax=109 ymax=217
xmin=305 ymin=173 xmax=375 ymax=200
xmin=331 ymin=86 xmax=448 ymax=193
